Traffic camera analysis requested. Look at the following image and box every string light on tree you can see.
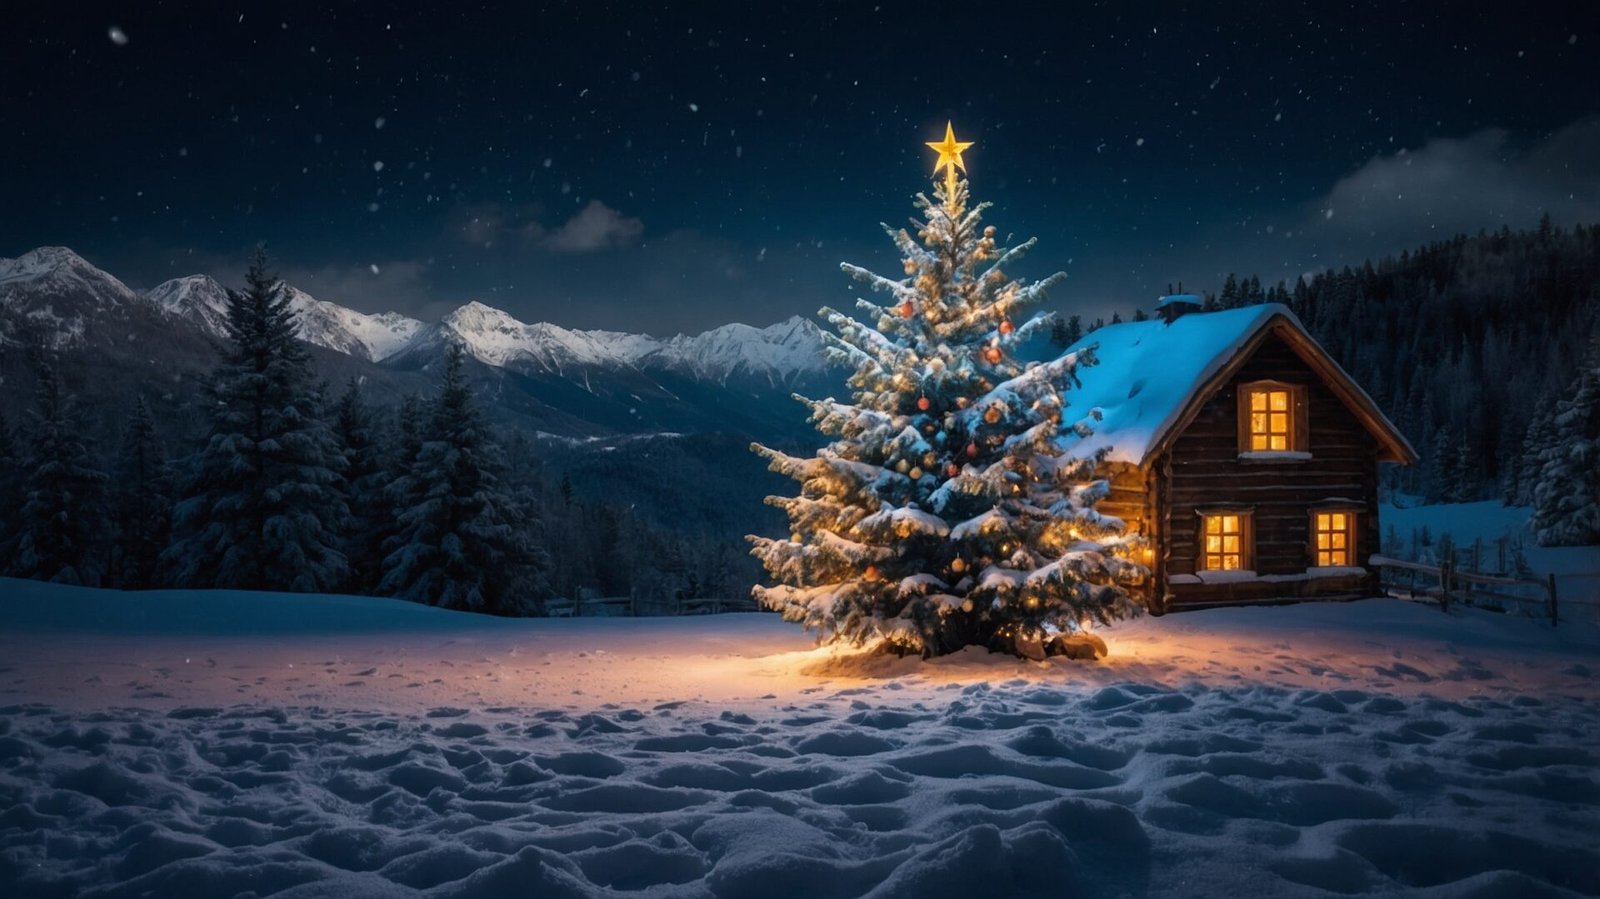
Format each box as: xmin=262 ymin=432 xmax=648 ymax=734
xmin=747 ymin=122 xmax=1146 ymax=659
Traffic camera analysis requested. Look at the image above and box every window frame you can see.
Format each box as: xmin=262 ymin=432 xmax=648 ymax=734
xmin=1196 ymin=507 xmax=1254 ymax=572
xmin=1309 ymin=507 xmax=1359 ymax=568
xmin=1236 ymin=380 xmax=1309 ymax=456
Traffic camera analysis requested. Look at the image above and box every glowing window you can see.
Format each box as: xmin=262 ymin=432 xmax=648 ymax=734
xmin=1314 ymin=512 xmax=1356 ymax=567
xmin=1247 ymin=388 xmax=1293 ymax=451
xmin=1202 ymin=513 xmax=1248 ymax=571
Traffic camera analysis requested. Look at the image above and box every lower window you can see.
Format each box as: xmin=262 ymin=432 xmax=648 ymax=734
xmin=1313 ymin=511 xmax=1357 ymax=566
xmin=1201 ymin=512 xmax=1252 ymax=571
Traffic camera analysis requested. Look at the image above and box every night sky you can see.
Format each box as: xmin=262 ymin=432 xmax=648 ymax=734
xmin=4 ymin=2 xmax=1597 ymax=334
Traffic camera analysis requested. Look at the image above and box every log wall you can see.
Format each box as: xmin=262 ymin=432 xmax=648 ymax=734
xmin=1162 ymin=337 xmax=1382 ymax=608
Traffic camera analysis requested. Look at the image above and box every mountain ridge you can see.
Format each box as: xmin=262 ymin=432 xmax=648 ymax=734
xmin=1 ymin=246 xmax=829 ymax=384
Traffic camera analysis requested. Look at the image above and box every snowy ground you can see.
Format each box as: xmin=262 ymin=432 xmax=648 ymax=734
xmin=1 ymin=579 xmax=1597 ymax=897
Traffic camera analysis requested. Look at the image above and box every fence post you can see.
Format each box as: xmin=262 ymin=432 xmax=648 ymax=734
xmin=1439 ymin=559 xmax=1452 ymax=613
xmin=1547 ymin=573 xmax=1559 ymax=628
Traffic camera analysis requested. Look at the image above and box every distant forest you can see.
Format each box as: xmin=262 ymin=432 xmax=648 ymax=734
xmin=1052 ymin=216 xmax=1600 ymax=506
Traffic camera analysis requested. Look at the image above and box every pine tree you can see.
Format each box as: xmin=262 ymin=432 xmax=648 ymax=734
xmin=0 ymin=413 xmax=22 ymax=563
xmin=1508 ymin=395 xmax=1556 ymax=506
xmin=749 ymin=126 xmax=1145 ymax=659
xmin=112 ymin=397 xmax=170 ymax=589
xmin=1533 ymin=338 xmax=1600 ymax=546
xmin=1219 ymin=273 xmax=1240 ymax=309
xmin=9 ymin=356 xmax=110 ymax=586
xmin=331 ymin=379 xmax=387 ymax=593
xmin=165 ymin=248 xmax=350 ymax=591
xmin=380 ymin=343 xmax=547 ymax=613
xmin=1062 ymin=314 xmax=1083 ymax=347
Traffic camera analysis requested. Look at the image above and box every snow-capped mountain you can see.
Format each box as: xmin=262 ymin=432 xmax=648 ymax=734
xmin=2 ymin=245 xmax=840 ymax=442
xmin=402 ymin=300 xmax=654 ymax=372
xmin=0 ymin=247 xmax=146 ymax=347
xmin=144 ymin=274 xmax=231 ymax=338
xmin=279 ymin=285 xmax=424 ymax=362
xmin=648 ymin=315 xmax=828 ymax=386
xmin=8 ymin=245 xmax=827 ymax=384
xmin=146 ymin=275 xmax=424 ymax=362
xmin=402 ymin=299 xmax=828 ymax=385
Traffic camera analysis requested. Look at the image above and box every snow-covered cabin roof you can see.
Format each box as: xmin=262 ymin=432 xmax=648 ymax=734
xmin=1062 ymin=303 xmax=1417 ymax=467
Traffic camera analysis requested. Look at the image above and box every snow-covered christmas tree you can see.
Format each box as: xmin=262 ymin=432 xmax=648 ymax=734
xmin=749 ymin=124 xmax=1146 ymax=659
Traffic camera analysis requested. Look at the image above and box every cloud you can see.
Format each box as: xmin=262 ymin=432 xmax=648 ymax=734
xmin=275 ymin=259 xmax=442 ymax=318
xmin=542 ymin=200 xmax=644 ymax=253
xmin=446 ymin=199 xmax=644 ymax=254
xmin=446 ymin=201 xmax=547 ymax=248
xmin=1313 ymin=117 xmax=1600 ymax=241
xmin=1106 ymin=116 xmax=1600 ymax=311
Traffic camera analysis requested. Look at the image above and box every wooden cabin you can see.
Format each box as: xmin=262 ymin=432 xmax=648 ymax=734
xmin=1063 ymin=299 xmax=1417 ymax=613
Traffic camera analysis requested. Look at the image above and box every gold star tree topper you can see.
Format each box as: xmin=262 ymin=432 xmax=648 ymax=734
xmin=925 ymin=121 xmax=974 ymax=200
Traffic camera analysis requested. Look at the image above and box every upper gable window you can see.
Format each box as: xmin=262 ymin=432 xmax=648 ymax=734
xmin=1238 ymin=381 xmax=1308 ymax=456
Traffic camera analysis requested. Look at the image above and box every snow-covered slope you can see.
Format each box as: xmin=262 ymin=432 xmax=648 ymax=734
xmin=147 ymin=275 xmax=424 ymax=361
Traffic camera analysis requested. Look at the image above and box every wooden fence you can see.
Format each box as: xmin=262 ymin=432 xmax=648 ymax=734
xmin=1370 ymin=554 xmax=1560 ymax=625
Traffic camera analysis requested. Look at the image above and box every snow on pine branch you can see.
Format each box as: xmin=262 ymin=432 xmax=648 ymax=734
xmin=855 ymin=504 xmax=952 ymax=540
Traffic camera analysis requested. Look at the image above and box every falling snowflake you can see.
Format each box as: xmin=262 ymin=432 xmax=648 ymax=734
xmin=374 ymin=116 xmax=386 ymax=129
xmin=373 ymin=161 xmax=384 ymax=172
xmin=107 ymin=26 xmax=128 ymax=45
xmin=369 ymin=264 xmax=380 ymax=275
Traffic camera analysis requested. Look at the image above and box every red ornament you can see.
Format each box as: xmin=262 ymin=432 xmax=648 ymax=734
xmin=946 ymin=462 xmax=960 ymax=477
xmin=864 ymin=564 xmax=881 ymax=581
xmin=917 ymin=395 xmax=931 ymax=411
xmin=899 ymin=300 xmax=915 ymax=318
xmin=982 ymin=345 xmax=1003 ymax=364
xmin=999 ymin=319 xmax=1014 ymax=336
xmin=965 ymin=441 xmax=979 ymax=458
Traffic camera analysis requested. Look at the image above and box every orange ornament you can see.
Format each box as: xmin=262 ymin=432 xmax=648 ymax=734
xmin=864 ymin=564 xmax=881 ymax=581
xmin=983 ymin=405 xmax=1001 ymax=424
xmin=899 ymin=300 xmax=915 ymax=318
xmin=946 ymin=462 xmax=960 ymax=477
xmin=917 ymin=395 xmax=930 ymax=411
xmin=999 ymin=319 xmax=1014 ymax=336
xmin=982 ymin=345 xmax=1002 ymax=364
